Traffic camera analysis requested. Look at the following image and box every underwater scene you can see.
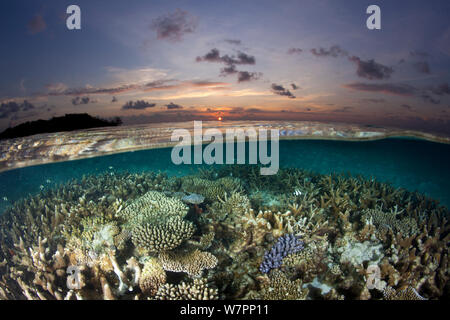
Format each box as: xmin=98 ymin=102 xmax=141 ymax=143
xmin=1 ymin=0 xmax=450 ymax=305
xmin=0 ymin=137 xmax=449 ymax=300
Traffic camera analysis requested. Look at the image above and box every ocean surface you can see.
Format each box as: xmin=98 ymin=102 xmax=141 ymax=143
xmin=1 ymin=137 xmax=449 ymax=213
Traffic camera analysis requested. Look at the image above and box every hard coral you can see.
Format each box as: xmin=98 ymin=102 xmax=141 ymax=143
xmin=259 ymin=234 xmax=304 ymax=273
xmin=131 ymin=216 xmax=195 ymax=252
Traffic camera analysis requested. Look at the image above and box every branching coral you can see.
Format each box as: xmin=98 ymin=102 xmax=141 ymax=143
xmin=259 ymin=234 xmax=304 ymax=273
xmin=139 ymin=257 xmax=166 ymax=296
xmin=154 ymin=278 xmax=219 ymax=300
xmin=116 ymin=190 xmax=188 ymax=226
xmin=131 ymin=216 xmax=195 ymax=252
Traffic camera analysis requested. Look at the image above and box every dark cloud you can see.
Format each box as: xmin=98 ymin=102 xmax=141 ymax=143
xmin=166 ymin=102 xmax=183 ymax=109
xmin=0 ymin=100 xmax=35 ymax=119
xmin=224 ymin=39 xmax=241 ymax=45
xmin=271 ymin=84 xmax=296 ymax=99
xmin=343 ymin=82 xmax=416 ymax=96
xmin=400 ymin=104 xmax=413 ymax=110
xmin=291 ymin=83 xmax=299 ymax=90
xmin=332 ymin=106 xmax=353 ymax=113
xmin=420 ymin=93 xmax=440 ymax=105
xmin=237 ymin=71 xmax=261 ymax=83
xmin=151 ymin=9 xmax=197 ymax=42
xmin=28 ymin=14 xmax=46 ymax=34
xmin=413 ymin=61 xmax=431 ymax=74
xmin=360 ymin=98 xmax=385 ymax=103
xmin=197 ymin=48 xmax=259 ymax=83
xmin=287 ymin=48 xmax=303 ymax=55
xmin=310 ymin=45 xmax=347 ymax=58
xmin=348 ymin=56 xmax=394 ymax=80
xmin=196 ymin=48 xmax=255 ymax=65
xmin=71 ymin=96 xmax=95 ymax=106
xmin=431 ymin=83 xmax=450 ymax=96
xmin=122 ymin=100 xmax=156 ymax=110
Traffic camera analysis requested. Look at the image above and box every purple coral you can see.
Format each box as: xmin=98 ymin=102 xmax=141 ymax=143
xmin=259 ymin=234 xmax=304 ymax=273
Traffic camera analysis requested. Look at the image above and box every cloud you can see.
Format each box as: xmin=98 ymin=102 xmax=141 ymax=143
xmin=332 ymin=106 xmax=353 ymax=113
xmin=224 ymin=39 xmax=241 ymax=45
xmin=360 ymin=98 xmax=385 ymax=103
xmin=400 ymin=104 xmax=413 ymax=110
xmin=28 ymin=14 xmax=46 ymax=34
xmin=343 ymin=82 xmax=416 ymax=96
xmin=46 ymin=83 xmax=68 ymax=94
xmin=0 ymin=100 xmax=35 ymax=119
xmin=287 ymin=48 xmax=303 ymax=55
xmin=291 ymin=83 xmax=299 ymax=90
xmin=237 ymin=71 xmax=262 ymax=83
xmin=348 ymin=56 xmax=394 ymax=80
xmin=166 ymin=102 xmax=183 ymax=109
xmin=271 ymin=83 xmax=296 ymax=99
xmin=71 ymin=96 xmax=95 ymax=105
xmin=431 ymin=83 xmax=450 ymax=96
xmin=310 ymin=45 xmax=347 ymax=58
xmin=196 ymin=48 xmax=255 ymax=65
xmin=196 ymin=48 xmax=259 ymax=83
xmin=412 ymin=61 xmax=431 ymax=74
xmin=122 ymin=100 xmax=156 ymax=110
xmin=151 ymin=9 xmax=197 ymax=42
xmin=344 ymin=82 xmax=446 ymax=105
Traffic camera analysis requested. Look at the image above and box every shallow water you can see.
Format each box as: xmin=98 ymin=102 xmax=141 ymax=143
xmin=1 ymin=136 xmax=449 ymax=300
xmin=1 ymin=137 xmax=449 ymax=214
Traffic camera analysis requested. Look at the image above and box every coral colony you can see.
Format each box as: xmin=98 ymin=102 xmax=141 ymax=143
xmin=259 ymin=234 xmax=304 ymax=273
xmin=0 ymin=166 xmax=448 ymax=300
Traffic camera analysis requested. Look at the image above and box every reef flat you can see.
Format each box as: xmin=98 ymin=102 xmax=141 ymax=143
xmin=1 ymin=120 xmax=449 ymax=173
xmin=0 ymin=167 xmax=448 ymax=300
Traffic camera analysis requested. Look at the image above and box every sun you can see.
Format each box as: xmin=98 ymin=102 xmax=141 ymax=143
xmin=218 ymin=116 xmax=223 ymax=121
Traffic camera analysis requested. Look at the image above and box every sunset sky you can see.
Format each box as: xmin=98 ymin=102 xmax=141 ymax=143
xmin=1 ymin=0 xmax=450 ymax=134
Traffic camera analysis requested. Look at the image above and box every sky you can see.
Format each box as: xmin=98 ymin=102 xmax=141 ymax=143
xmin=0 ymin=0 xmax=450 ymax=134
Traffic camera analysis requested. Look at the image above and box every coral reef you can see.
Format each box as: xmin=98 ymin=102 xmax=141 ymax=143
xmin=0 ymin=167 xmax=448 ymax=300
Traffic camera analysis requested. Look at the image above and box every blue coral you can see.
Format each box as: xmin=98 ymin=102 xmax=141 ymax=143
xmin=259 ymin=234 xmax=304 ymax=273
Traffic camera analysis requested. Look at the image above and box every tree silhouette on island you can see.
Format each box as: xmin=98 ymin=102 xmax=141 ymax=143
xmin=0 ymin=113 xmax=122 ymax=140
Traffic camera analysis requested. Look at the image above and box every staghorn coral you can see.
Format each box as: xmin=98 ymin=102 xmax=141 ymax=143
xmin=259 ymin=234 xmax=304 ymax=273
xmin=131 ymin=216 xmax=195 ymax=253
xmin=159 ymin=249 xmax=218 ymax=278
xmin=362 ymin=206 xmax=419 ymax=237
xmin=155 ymin=278 xmax=218 ymax=300
xmin=139 ymin=257 xmax=167 ymax=296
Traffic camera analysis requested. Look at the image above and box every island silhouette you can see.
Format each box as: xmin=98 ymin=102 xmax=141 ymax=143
xmin=0 ymin=113 xmax=122 ymax=140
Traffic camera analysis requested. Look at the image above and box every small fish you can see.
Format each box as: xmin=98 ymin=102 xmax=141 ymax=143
xmin=46 ymin=179 xmax=51 ymax=183
xmin=39 ymin=185 xmax=44 ymax=190
xmin=293 ymin=189 xmax=303 ymax=196
xmin=2 ymin=196 xmax=7 ymax=201
xmin=108 ymin=166 xmax=114 ymax=170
